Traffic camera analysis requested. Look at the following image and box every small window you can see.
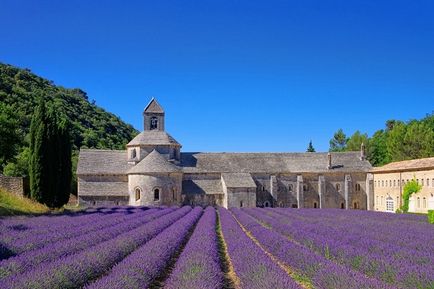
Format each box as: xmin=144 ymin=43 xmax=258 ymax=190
xmin=427 ymin=178 xmax=430 ymax=187
xmin=131 ymin=149 xmax=137 ymax=159
xmin=417 ymin=197 xmax=420 ymax=208
xmin=264 ymin=201 xmax=270 ymax=208
xmin=292 ymin=204 xmax=298 ymax=208
xmin=313 ymin=202 xmax=318 ymax=208
xmin=303 ymin=184 xmax=308 ymax=192
xmin=262 ymin=186 xmax=265 ymax=192
xmin=135 ymin=188 xmax=141 ymax=201
xmin=421 ymin=179 xmax=424 ymax=186
xmin=353 ymin=202 xmax=359 ymax=209
xmin=382 ymin=180 xmax=384 ymax=187
xmin=355 ymin=183 xmax=361 ymax=191
xmin=172 ymin=188 xmax=176 ymax=201
xmin=154 ymin=188 xmax=160 ymax=201
xmin=381 ymin=196 xmax=383 ymax=205
xmin=150 ymin=117 xmax=158 ymax=130
xmin=393 ymin=180 xmax=396 ymax=187
xmin=423 ymin=197 xmax=427 ymax=208
xmin=288 ymin=184 xmax=293 ymax=192
xmin=389 ymin=180 xmax=392 ymax=187
xmin=336 ymin=183 xmax=341 ymax=192
xmin=240 ymin=200 xmax=244 ymax=207
xmin=340 ymin=202 xmax=345 ymax=209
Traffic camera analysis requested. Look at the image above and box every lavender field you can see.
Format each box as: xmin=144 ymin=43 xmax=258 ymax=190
xmin=0 ymin=206 xmax=433 ymax=289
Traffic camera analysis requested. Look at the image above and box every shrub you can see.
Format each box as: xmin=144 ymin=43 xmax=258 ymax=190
xmin=428 ymin=210 xmax=434 ymax=224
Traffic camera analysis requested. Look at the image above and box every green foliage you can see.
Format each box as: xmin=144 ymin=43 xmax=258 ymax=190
xmin=306 ymin=140 xmax=315 ymax=152
xmin=329 ymin=129 xmax=348 ymax=152
xmin=428 ymin=210 xmax=434 ymax=224
xmin=329 ymin=113 xmax=434 ymax=167
xmin=0 ymin=62 xmax=138 ymax=192
xmin=346 ymin=130 xmax=369 ymax=152
xmin=0 ymin=103 xmax=22 ymax=170
xmin=400 ymin=178 xmax=422 ymax=213
xmin=29 ymin=99 xmax=72 ymax=208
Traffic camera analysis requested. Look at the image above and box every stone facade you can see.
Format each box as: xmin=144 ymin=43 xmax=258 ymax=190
xmin=0 ymin=175 xmax=29 ymax=197
xmin=77 ymin=98 xmax=373 ymax=208
xmin=372 ymin=158 xmax=434 ymax=213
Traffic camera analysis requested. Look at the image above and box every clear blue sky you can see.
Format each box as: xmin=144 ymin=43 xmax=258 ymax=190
xmin=1 ymin=0 xmax=433 ymax=152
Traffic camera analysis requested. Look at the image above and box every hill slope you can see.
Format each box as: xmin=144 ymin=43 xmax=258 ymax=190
xmin=0 ymin=189 xmax=50 ymax=216
xmin=0 ymin=62 xmax=139 ymax=178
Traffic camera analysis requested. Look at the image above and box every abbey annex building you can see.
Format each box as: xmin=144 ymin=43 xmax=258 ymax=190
xmin=77 ymin=98 xmax=374 ymax=209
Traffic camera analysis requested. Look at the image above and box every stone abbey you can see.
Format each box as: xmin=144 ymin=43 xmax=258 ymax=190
xmin=77 ymin=98 xmax=374 ymax=209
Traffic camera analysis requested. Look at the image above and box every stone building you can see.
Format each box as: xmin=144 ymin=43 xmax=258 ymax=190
xmin=372 ymin=157 xmax=434 ymax=213
xmin=77 ymin=98 xmax=373 ymax=208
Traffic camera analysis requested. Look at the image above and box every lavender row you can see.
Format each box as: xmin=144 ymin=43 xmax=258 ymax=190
xmin=247 ymin=208 xmax=434 ymax=289
xmin=268 ymin=208 xmax=434 ymax=279
xmin=87 ymin=207 xmax=203 ymax=289
xmin=0 ymin=208 xmax=175 ymax=279
xmin=232 ymin=208 xmax=392 ymax=289
xmin=1 ymin=207 xmax=158 ymax=257
xmin=164 ymin=207 xmax=223 ymax=289
xmin=0 ymin=207 xmax=149 ymax=246
xmin=0 ymin=207 xmax=138 ymax=236
xmin=218 ymin=207 xmax=301 ymax=289
xmin=272 ymin=208 xmax=434 ymax=252
xmin=0 ymin=206 xmax=192 ymax=289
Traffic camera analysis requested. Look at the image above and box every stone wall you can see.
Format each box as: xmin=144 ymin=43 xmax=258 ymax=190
xmin=0 ymin=175 xmax=29 ymax=197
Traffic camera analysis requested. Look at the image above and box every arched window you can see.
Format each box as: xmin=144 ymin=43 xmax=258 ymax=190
xmin=423 ymin=197 xmax=427 ymax=208
xmin=386 ymin=197 xmax=394 ymax=212
xmin=150 ymin=117 xmax=158 ymax=130
xmin=355 ymin=183 xmax=361 ymax=191
xmin=135 ymin=188 xmax=141 ymax=201
xmin=417 ymin=197 xmax=420 ymax=208
xmin=288 ymin=184 xmax=293 ymax=192
xmin=240 ymin=200 xmax=244 ymax=207
xmin=353 ymin=202 xmax=359 ymax=209
xmin=291 ymin=204 xmax=298 ymax=208
xmin=264 ymin=201 xmax=270 ymax=208
xmin=313 ymin=202 xmax=318 ymax=208
xmin=172 ymin=188 xmax=176 ymax=201
xmin=303 ymin=184 xmax=308 ymax=192
xmin=393 ymin=180 xmax=396 ymax=187
xmin=340 ymin=202 xmax=345 ymax=209
xmin=336 ymin=183 xmax=341 ymax=192
xmin=154 ymin=188 xmax=160 ymax=201
xmin=131 ymin=149 xmax=137 ymax=159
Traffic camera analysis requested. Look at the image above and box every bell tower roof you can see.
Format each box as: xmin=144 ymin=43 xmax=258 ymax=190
xmin=144 ymin=97 xmax=164 ymax=114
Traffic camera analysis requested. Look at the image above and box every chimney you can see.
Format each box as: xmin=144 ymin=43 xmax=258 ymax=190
xmin=327 ymin=153 xmax=332 ymax=169
xmin=360 ymin=142 xmax=366 ymax=161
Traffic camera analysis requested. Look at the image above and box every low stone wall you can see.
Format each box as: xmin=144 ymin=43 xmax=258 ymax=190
xmin=0 ymin=175 xmax=29 ymax=197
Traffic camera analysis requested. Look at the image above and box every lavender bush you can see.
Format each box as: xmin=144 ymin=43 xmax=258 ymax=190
xmin=164 ymin=207 xmax=223 ymax=289
xmin=86 ymin=207 xmax=203 ymax=289
xmin=218 ymin=207 xmax=301 ymax=289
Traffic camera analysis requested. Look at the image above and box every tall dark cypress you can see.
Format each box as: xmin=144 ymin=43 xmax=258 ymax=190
xmin=29 ymin=99 xmax=72 ymax=208
xmin=29 ymin=99 xmax=48 ymax=203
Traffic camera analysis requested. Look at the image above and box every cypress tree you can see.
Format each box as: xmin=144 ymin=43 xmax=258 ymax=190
xmin=29 ymin=99 xmax=71 ymax=208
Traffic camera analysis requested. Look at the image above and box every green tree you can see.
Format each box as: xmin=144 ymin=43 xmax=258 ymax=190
xmin=400 ymin=178 xmax=422 ymax=213
xmin=306 ymin=140 xmax=316 ymax=152
xmin=368 ymin=130 xmax=390 ymax=166
xmin=29 ymin=100 xmax=72 ymax=207
xmin=0 ymin=103 xmax=21 ymax=171
xmin=329 ymin=129 xmax=348 ymax=152
xmin=346 ymin=130 xmax=369 ymax=152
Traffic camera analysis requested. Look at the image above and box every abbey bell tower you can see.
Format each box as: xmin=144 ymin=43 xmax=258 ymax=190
xmin=143 ymin=97 xmax=165 ymax=131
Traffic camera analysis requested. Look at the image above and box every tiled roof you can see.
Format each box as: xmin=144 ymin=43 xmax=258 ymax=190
xmin=127 ymin=150 xmax=181 ymax=174
xmin=144 ymin=98 xmax=164 ymax=113
xmin=371 ymin=157 xmax=434 ymax=173
xmin=127 ymin=131 xmax=181 ymax=147
xmin=77 ymin=149 xmax=133 ymax=175
xmin=222 ymin=173 xmax=256 ymax=188
xmin=180 ymin=152 xmax=371 ymax=173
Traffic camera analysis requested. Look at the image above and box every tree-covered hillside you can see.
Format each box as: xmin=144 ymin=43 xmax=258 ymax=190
xmin=0 ymin=62 xmax=138 ymax=180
